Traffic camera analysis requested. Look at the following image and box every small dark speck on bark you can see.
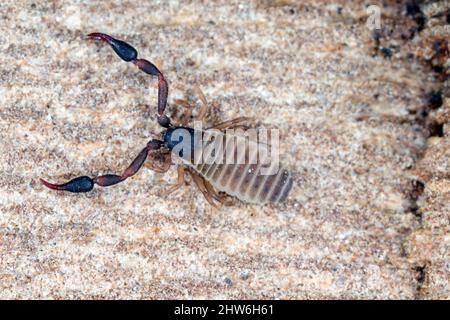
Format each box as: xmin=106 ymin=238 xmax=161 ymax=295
xmin=224 ymin=277 xmax=233 ymax=286
xmin=381 ymin=47 xmax=393 ymax=59
xmin=428 ymin=91 xmax=443 ymax=109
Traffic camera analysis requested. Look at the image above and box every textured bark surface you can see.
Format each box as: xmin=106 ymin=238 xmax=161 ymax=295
xmin=402 ymin=0 xmax=450 ymax=299
xmin=0 ymin=0 xmax=448 ymax=299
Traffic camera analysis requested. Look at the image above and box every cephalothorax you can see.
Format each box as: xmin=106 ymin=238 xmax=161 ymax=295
xmin=41 ymin=33 xmax=293 ymax=206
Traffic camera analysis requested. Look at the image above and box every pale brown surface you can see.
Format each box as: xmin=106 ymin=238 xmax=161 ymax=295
xmin=0 ymin=0 xmax=448 ymax=299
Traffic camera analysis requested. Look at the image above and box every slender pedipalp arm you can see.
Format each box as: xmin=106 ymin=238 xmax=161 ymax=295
xmin=87 ymin=32 xmax=170 ymax=128
xmin=41 ymin=139 xmax=165 ymax=193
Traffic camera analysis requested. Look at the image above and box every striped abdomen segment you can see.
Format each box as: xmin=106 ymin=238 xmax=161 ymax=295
xmin=193 ymin=133 xmax=293 ymax=204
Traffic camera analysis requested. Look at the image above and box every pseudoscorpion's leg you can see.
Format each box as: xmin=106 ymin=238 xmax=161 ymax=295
xmin=203 ymin=179 xmax=234 ymax=206
xmin=162 ymin=165 xmax=188 ymax=196
xmin=87 ymin=33 xmax=171 ymax=128
xmin=194 ymin=86 xmax=208 ymax=121
xmin=207 ymin=117 xmax=254 ymax=130
xmin=41 ymin=140 xmax=165 ymax=193
xmin=187 ymin=169 xmax=218 ymax=207
xmin=176 ymin=86 xmax=209 ymax=125
xmin=174 ymin=99 xmax=194 ymax=126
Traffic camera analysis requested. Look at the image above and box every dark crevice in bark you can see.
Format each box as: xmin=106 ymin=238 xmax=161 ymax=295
xmin=376 ymin=1 xmax=448 ymax=299
xmin=413 ymin=263 xmax=429 ymax=299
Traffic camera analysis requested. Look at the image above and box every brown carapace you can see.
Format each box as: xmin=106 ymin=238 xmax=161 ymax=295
xmin=40 ymin=33 xmax=293 ymax=206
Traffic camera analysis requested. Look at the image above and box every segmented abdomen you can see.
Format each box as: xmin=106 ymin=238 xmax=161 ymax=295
xmin=191 ymin=132 xmax=293 ymax=204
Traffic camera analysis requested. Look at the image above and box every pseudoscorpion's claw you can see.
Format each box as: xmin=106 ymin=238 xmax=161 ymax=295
xmin=40 ymin=176 xmax=95 ymax=193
